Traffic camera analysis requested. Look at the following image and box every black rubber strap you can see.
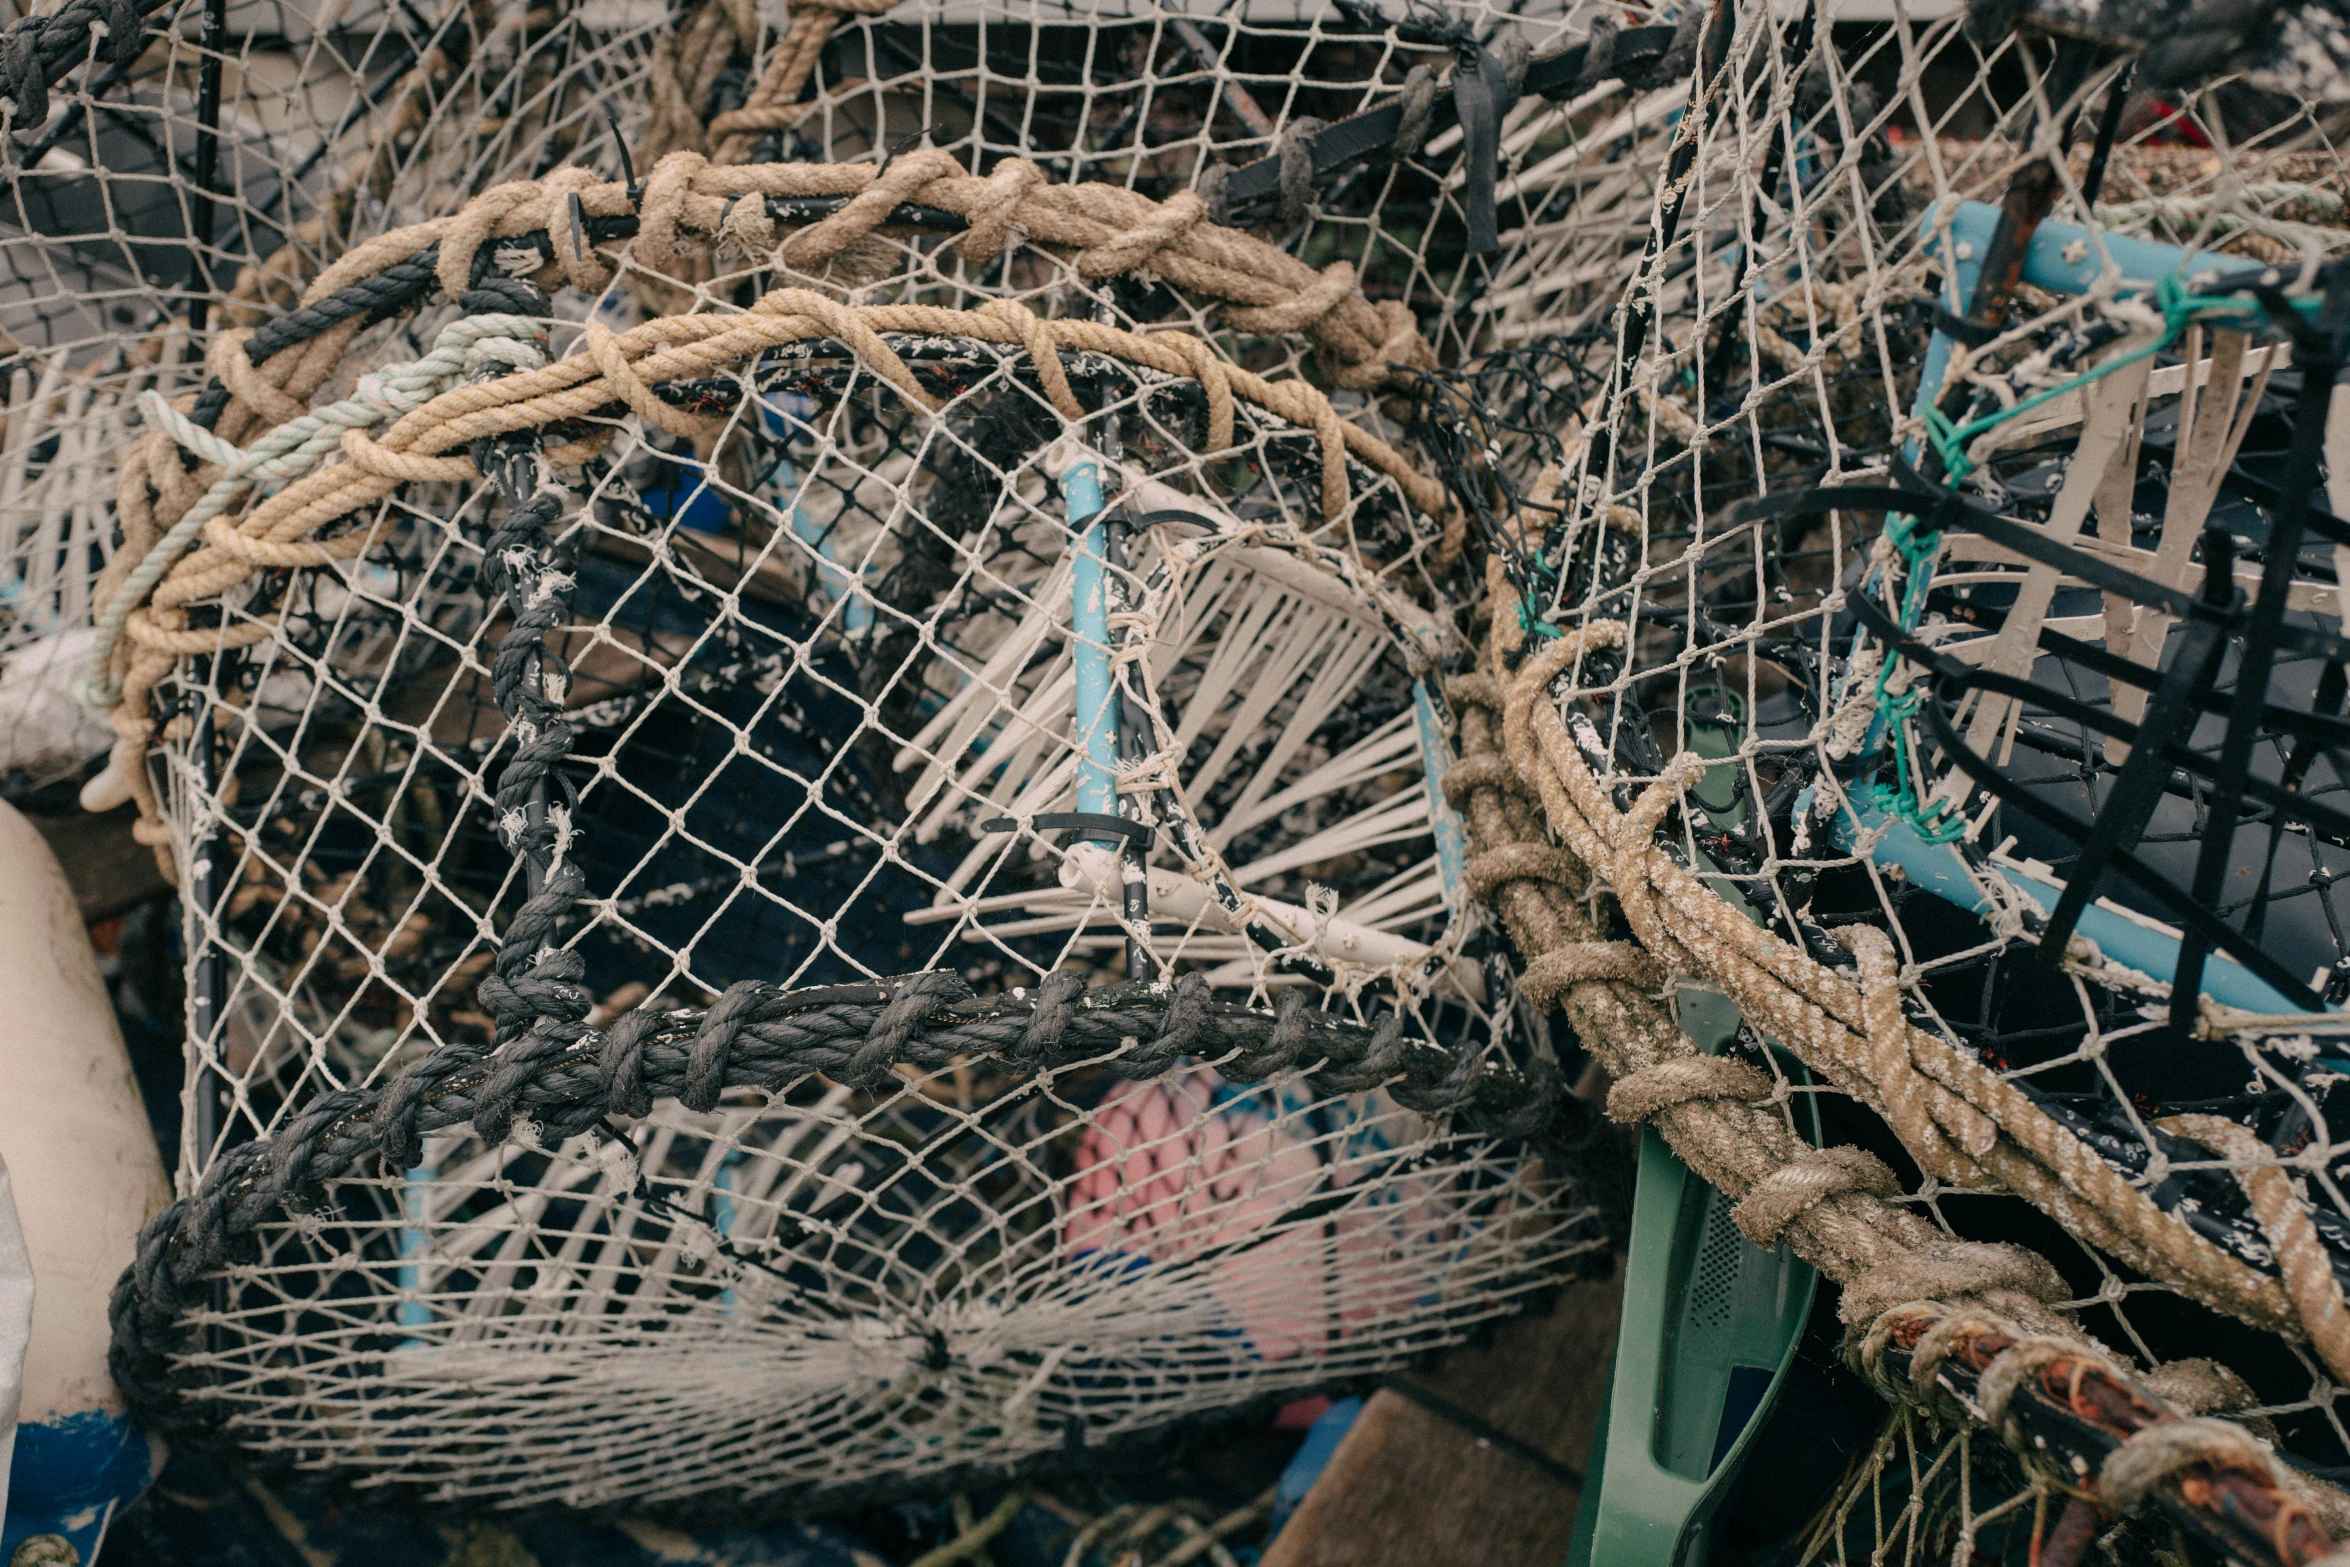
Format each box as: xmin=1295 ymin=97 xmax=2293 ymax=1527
xmin=1453 ymin=45 xmax=1514 ymax=255
xmin=1931 ymin=305 xmax=2002 ymax=347
xmin=1849 ymin=592 xmax=2330 ymax=1014
xmin=980 ymin=812 xmax=1152 ymax=846
xmin=1213 ymin=26 xmax=1680 ymax=219
xmin=1732 ymin=471 xmax=2350 ymax=667
xmin=2037 ymin=612 xmax=2229 ymax=960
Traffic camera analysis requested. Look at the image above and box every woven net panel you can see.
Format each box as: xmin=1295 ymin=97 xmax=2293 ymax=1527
xmin=95 ymin=53 xmax=1620 ymax=1502
xmin=0 ymin=0 xmax=682 ymax=795
xmin=675 ymin=0 xmax=1682 ymax=365
xmin=1443 ymin=0 xmax=2350 ymax=1523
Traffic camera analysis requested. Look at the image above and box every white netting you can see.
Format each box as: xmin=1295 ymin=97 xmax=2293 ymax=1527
xmin=0 ymin=0 xmax=691 ymax=793
xmin=90 ymin=0 xmax=1684 ymax=1513
xmin=1437 ymin=3 xmax=2350 ymax=1550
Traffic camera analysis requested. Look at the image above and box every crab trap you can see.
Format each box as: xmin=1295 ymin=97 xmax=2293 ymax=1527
xmin=1411 ymin=0 xmax=2350 ymax=1560
xmin=79 ymin=0 xmax=1688 ymax=1509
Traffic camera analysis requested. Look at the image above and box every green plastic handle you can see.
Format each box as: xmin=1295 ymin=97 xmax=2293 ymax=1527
xmin=1566 ymin=987 xmax=1820 ymax=1567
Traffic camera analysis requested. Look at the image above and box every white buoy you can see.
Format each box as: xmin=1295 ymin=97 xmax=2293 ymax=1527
xmin=0 ymin=801 xmax=169 ymax=1564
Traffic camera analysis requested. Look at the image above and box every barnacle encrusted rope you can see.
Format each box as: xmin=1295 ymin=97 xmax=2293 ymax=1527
xmin=1440 ymin=598 xmax=2350 ymax=1563
xmin=90 ymin=155 xmax=1447 ymax=876
xmin=105 ymin=972 xmax=1578 ymax=1440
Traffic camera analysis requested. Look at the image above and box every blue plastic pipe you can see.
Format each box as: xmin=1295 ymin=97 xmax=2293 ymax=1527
xmin=1412 ymin=680 xmax=1470 ymax=909
xmin=1065 ymin=460 xmax=1118 ymax=818
xmin=1831 ymin=800 xmax=2318 ymax=1015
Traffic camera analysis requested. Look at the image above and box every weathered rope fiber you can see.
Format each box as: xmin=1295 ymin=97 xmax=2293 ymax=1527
xmin=1493 ymin=624 xmax=2325 ymax=1361
xmin=106 ymin=971 xmax=1579 ymax=1438
xmin=1436 ymin=554 xmax=2350 ymax=1565
xmin=94 ymin=157 xmax=1449 ymax=876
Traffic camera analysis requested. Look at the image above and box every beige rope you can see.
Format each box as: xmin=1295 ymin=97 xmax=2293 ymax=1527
xmin=1440 ymin=564 xmax=2350 ymax=1539
xmin=1492 ymin=627 xmax=2307 ymax=1343
xmin=2160 ymin=1113 xmax=2350 ymax=1385
xmin=706 ymin=0 xmax=901 ymax=165
xmin=100 ymin=175 xmax=1445 ymax=879
xmin=269 ymin=156 xmax=1429 ymax=395
xmin=1442 ymin=603 xmax=2066 ymax=1339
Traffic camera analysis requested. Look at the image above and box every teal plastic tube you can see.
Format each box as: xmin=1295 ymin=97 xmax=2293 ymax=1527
xmin=1065 ymin=460 xmax=1118 ymax=817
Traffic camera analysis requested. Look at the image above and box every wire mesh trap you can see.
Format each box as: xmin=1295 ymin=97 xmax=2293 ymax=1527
xmin=83 ymin=20 xmax=1660 ymax=1504
xmin=1414 ymin=3 xmax=2350 ymax=1562
xmin=0 ymin=0 xmax=699 ymax=799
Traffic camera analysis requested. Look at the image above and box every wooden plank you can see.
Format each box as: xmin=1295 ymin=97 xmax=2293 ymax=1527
xmin=1261 ymin=1272 xmax=1625 ymax=1567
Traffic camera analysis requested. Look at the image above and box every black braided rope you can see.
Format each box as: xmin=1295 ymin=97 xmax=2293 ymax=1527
xmin=107 ymin=971 xmax=1586 ymax=1442
xmin=0 ymin=0 xmax=148 ymax=133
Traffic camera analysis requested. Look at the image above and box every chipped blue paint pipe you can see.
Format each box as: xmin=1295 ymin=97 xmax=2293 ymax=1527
xmin=398 ymin=1162 xmax=433 ymax=1344
xmin=0 ymin=802 xmax=170 ymax=1563
xmin=1915 ymin=199 xmax=2215 ymax=433
xmin=1061 ymin=456 xmax=1120 ymax=820
xmin=1821 ymin=795 xmax=2319 ymax=1016
xmin=4 ymin=1410 xmax=160 ymax=1564
xmin=1412 ymin=681 xmax=1470 ymax=908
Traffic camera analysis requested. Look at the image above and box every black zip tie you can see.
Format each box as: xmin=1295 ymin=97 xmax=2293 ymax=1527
xmin=877 ymin=122 xmax=936 ymax=175
xmin=605 ymin=101 xmax=640 ymax=206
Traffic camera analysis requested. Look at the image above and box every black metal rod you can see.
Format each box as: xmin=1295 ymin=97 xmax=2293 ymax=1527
xmin=186 ymin=0 xmax=226 ymax=332
xmin=2169 ymin=285 xmax=2350 ymax=1031
xmin=187 ymin=683 xmax=227 ymax=1173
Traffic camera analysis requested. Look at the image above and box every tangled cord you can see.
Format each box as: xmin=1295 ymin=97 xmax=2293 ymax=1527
xmin=1445 ymin=558 xmax=2350 ymax=1564
xmin=106 ymin=969 xmax=1585 ymax=1439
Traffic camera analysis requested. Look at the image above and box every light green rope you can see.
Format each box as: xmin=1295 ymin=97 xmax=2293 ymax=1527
xmin=82 ymin=313 xmax=551 ymax=710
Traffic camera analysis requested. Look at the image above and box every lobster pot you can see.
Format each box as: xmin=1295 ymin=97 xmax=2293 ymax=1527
xmin=1441 ymin=0 xmax=2350 ymax=1493
xmin=0 ymin=0 xmax=688 ymax=794
xmin=95 ymin=140 xmax=1608 ymax=1503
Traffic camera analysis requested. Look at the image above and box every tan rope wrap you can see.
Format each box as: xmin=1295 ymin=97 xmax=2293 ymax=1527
xmin=100 ymin=163 xmax=1445 ymax=880
xmin=274 ymin=154 xmax=1431 ymax=394
xmin=706 ymin=0 xmax=901 ymax=164
xmin=2160 ymin=1113 xmax=2350 ymax=1385
xmin=1489 ymin=626 xmax=2318 ymax=1348
xmin=1443 ymin=552 xmax=2069 ymax=1342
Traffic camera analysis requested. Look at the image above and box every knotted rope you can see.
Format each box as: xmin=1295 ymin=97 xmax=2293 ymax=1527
xmin=1441 ymin=582 xmax=2350 ymax=1561
xmin=107 ymin=971 xmax=1584 ymax=1437
xmin=1488 ymin=623 xmax=2341 ymax=1362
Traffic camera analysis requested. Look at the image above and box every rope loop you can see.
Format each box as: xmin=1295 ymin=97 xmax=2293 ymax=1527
xmin=684 ymin=980 xmax=775 ymax=1112
xmin=2100 ymin=1417 xmax=2279 ymax=1515
xmin=1733 ymin=1145 xmax=1904 ymax=1248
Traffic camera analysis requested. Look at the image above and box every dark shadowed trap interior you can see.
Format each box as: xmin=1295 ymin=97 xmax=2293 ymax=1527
xmin=12 ymin=0 xmax=2350 ymax=1563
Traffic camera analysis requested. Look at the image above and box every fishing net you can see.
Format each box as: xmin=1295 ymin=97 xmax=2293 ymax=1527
xmin=84 ymin=0 xmax=1709 ymax=1511
xmin=0 ymin=0 xmax=693 ymax=796
xmin=1424 ymin=2 xmax=2350 ymax=1561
